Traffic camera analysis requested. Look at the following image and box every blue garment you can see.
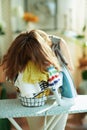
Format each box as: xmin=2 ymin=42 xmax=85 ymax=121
xmin=60 ymin=66 xmax=77 ymax=98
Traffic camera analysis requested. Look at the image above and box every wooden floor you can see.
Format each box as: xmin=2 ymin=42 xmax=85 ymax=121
xmin=65 ymin=113 xmax=87 ymax=130
xmin=11 ymin=117 xmax=30 ymax=130
xmin=10 ymin=113 xmax=87 ymax=130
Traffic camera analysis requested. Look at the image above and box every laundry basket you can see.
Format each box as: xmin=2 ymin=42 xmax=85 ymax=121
xmin=18 ymin=94 xmax=47 ymax=107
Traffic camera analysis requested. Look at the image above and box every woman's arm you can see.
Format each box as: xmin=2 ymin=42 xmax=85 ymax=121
xmin=49 ymin=35 xmax=74 ymax=71
xmin=0 ymin=64 xmax=6 ymax=83
xmin=60 ymin=38 xmax=74 ymax=71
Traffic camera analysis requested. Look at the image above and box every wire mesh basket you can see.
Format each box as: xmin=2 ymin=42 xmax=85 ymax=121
xmin=18 ymin=94 xmax=47 ymax=107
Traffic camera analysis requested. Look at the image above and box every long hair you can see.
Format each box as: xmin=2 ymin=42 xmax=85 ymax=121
xmin=2 ymin=30 xmax=60 ymax=81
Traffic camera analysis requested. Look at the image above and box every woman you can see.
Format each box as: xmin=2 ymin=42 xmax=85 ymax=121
xmin=0 ymin=30 xmax=74 ymax=130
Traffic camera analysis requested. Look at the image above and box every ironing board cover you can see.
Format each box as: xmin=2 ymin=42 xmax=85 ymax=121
xmin=0 ymin=85 xmax=11 ymax=130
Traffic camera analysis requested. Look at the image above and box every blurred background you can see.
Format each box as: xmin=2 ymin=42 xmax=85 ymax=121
xmin=0 ymin=0 xmax=87 ymax=130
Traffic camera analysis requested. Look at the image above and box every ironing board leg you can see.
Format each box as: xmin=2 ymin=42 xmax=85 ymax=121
xmin=45 ymin=115 xmax=56 ymax=130
xmin=44 ymin=113 xmax=47 ymax=130
xmin=47 ymin=114 xmax=63 ymax=130
xmin=8 ymin=118 xmax=22 ymax=130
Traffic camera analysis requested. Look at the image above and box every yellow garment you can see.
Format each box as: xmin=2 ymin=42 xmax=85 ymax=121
xmin=23 ymin=61 xmax=48 ymax=83
xmin=36 ymin=88 xmax=51 ymax=98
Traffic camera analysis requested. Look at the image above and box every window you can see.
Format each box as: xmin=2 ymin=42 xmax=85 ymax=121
xmin=25 ymin=0 xmax=58 ymax=31
xmin=11 ymin=0 xmax=58 ymax=32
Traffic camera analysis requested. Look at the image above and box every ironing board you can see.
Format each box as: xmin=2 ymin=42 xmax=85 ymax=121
xmin=0 ymin=95 xmax=87 ymax=130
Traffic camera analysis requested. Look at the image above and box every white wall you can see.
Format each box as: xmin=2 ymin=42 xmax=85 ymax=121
xmin=0 ymin=0 xmax=2 ymax=18
xmin=0 ymin=0 xmax=13 ymax=56
xmin=57 ymin=0 xmax=86 ymax=33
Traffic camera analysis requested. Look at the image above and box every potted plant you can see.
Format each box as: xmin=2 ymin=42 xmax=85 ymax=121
xmin=22 ymin=12 xmax=39 ymax=31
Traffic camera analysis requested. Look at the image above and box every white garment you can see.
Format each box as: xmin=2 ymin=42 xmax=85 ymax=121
xmin=15 ymin=73 xmax=41 ymax=98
